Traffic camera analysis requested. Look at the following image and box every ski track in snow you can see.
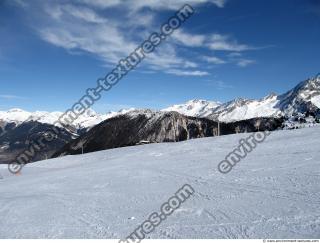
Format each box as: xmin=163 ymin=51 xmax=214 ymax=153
xmin=0 ymin=127 xmax=320 ymax=239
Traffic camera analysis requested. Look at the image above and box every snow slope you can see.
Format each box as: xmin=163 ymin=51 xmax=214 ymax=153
xmin=311 ymin=95 xmax=320 ymax=108
xmin=0 ymin=127 xmax=320 ymax=239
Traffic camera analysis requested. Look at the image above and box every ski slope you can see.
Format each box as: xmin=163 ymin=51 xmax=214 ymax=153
xmin=0 ymin=127 xmax=320 ymax=239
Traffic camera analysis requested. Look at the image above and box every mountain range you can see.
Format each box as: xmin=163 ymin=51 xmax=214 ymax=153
xmin=0 ymin=108 xmax=134 ymax=136
xmin=52 ymin=110 xmax=283 ymax=157
xmin=1 ymin=76 xmax=319 ymax=129
xmin=163 ymin=76 xmax=320 ymax=121
xmin=1 ymin=75 xmax=319 ymax=164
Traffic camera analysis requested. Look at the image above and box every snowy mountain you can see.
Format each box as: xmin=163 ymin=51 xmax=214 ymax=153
xmin=163 ymin=76 xmax=320 ymax=122
xmin=278 ymin=76 xmax=320 ymax=115
xmin=53 ymin=110 xmax=222 ymax=157
xmin=1 ymin=76 xmax=319 ymax=132
xmin=162 ymin=99 xmax=221 ymax=117
xmin=0 ymin=108 xmax=134 ymax=164
xmin=53 ymin=109 xmax=283 ymax=157
xmin=0 ymin=121 xmax=74 ymax=164
xmin=0 ymin=108 xmax=134 ymax=135
xmin=1 ymin=127 xmax=320 ymax=238
xmin=1 ymin=75 xmax=319 ymax=164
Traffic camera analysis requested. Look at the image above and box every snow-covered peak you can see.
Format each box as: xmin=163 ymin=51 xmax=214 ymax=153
xmin=262 ymin=92 xmax=278 ymax=101
xmin=163 ymin=96 xmax=279 ymax=122
xmin=0 ymin=108 xmax=134 ymax=130
xmin=105 ymin=108 xmax=136 ymax=119
xmin=162 ymin=99 xmax=221 ymax=117
xmin=2 ymin=76 xmax=320 ymax=127
xmin=278 ymin=77 xmax=320 ymax=115
xmin=124 ymin=109 xmax=157 ymax=119
xmin=186 ymin=99 xmax=221 ymax=109
xmin=7 ymin=108 xmax=25 ymax=113
xmin=162 ymin=76 xmax=320 ymax=122
xmin=211 ymin=96 xmax=280 ymax=122
xmin=228 ymin=98 xmax=251 ymax=107
xmin=0 ymin=108 xmax=32 ymax=123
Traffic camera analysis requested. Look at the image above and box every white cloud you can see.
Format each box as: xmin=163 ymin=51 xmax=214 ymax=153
xmin=30 ymin=1 xmax=206 ymax=75
xmin=0 ymin=95 xmax=27 ymax=100
xmin=137 ymin=44 xmax=199 ymax=71
xmin=172 ymin=29 xmax=205 ymax=47
xmin=130 ymin=0 xmax=227 ymax=10
xmin=237 ymin=59 xmax=256 ymax=67
xmin=184 ymin=61 xmax=198 ymax=68
xmin=203 ymin=56 xmax=226 ymax=64
xmin=166 ymin=69 xmax=209 ymax=76
xmin=77 ymin=0 xmax=227 ymax=10
xmin=12 ymin=0 xmax=263 ymax=76
xmin=11 ymin=0 xmax=28 ymax=8
xmin=76 ymin=0 xmax=122 ymax=9
xmin=228 ymin=52 xmax=242 ymax=57
xmin=39 ymin=4 xmax=138 ymax=64
xmin=57 ymin=4 xmax=107 ymax=23
xmin=208 ymin=34 xmax=252 ymax=51
xmin=172 ymin=30 xmax=254 ymax=54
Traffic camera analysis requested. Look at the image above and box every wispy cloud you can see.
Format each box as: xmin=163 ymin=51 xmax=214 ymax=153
xmin=166 ymin=69 xmax=209 ymax=76
xmin=228 ymin=52 xmax=242 ymax=58
xmin=36 ymin=1 xmax=207 ymax=74
xmin=203 ymin=56 xmax=226 ymax=64
xmin=50 ymin=4 xmax=108 ymax=23
xmin=11 ymin=0 xmax=262 ymax=76
xmin=10 ymin=0 xmax=28 ymax=8
xmin=208 ymin=34 xmax=252 ymax=52
xmin=237 ymin=59 xmax=256 ymax=67
xmin=76 ymin=0 xmax=227 ymax=11
xmin=172 ymin=29 xmax=206 ymax=47
xmin=0 ymin=95 xmax=27 ymax=100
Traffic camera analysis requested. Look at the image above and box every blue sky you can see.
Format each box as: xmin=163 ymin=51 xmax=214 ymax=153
xmin=1 ymin=0 xmax=320 ymax=112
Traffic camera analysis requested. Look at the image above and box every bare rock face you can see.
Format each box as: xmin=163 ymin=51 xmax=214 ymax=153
xmin=53 ymin=110 xmax=284 ymax=157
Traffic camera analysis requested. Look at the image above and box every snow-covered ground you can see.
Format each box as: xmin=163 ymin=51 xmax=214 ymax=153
xmin=0 ymin=127 xmax=319 ymax=239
